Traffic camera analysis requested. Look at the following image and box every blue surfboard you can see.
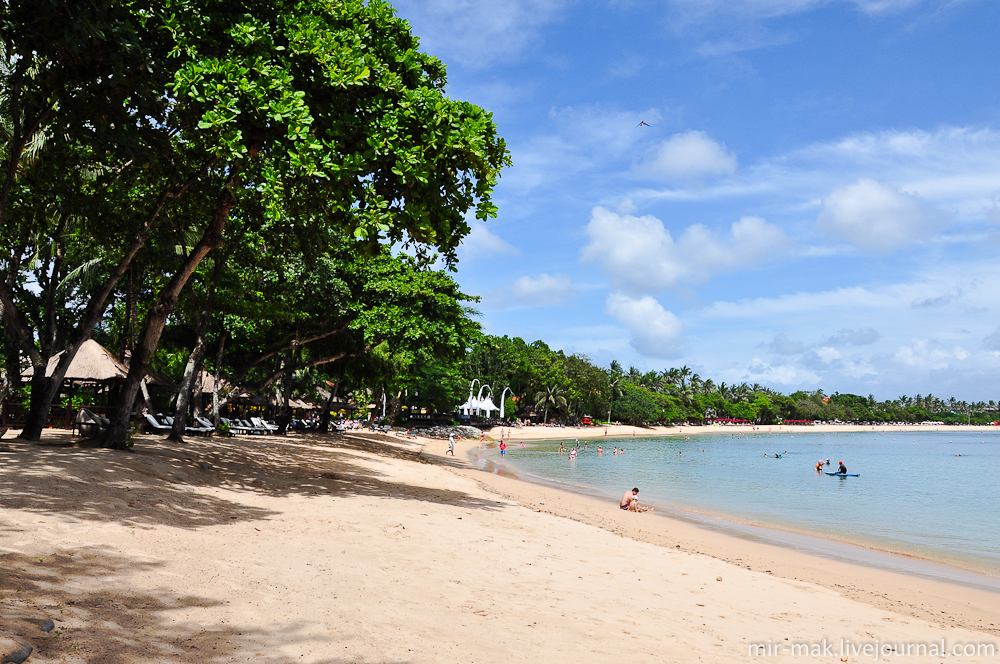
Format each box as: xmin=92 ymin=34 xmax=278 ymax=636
xmin=825 ymin=472 xmax=860 ymax=477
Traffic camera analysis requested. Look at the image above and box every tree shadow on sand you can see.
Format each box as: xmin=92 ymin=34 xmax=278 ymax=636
xmin=0 ymin=548 xmax=399 ymax=664
xmin=0 ymin=431 xmax=505 ymax=530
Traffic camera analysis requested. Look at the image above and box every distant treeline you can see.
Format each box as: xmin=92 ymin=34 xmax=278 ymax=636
xmin=429 ymin=335 xmax=999 ymax=426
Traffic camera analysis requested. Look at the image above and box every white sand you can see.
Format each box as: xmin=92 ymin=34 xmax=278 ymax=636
xmin=0 ymin=429 xmax=996 ymax=663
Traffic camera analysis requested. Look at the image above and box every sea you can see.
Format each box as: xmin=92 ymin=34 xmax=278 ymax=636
xmin=481 ymin=428 xmax=1000 ymax=591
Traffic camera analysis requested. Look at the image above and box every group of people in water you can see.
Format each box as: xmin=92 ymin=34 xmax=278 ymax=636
xmin=814 ymin=458 xmax=848 ymax=474
xmin=559 ymin=439 xmax=628 ymax=460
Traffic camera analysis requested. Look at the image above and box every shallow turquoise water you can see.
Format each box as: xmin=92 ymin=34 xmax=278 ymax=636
xmin=495 ymin=430 xmax=1000 ymax=577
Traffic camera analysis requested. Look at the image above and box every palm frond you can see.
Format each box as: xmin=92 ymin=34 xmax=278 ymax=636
xmin=57 ymin=257 xmax=105 ymax=294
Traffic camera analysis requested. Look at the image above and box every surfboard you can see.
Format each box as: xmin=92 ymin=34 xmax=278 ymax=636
xmin=825 ymin=472 xmax=860 ymax=477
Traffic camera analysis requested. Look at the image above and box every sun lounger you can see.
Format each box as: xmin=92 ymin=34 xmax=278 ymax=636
xmin=251 ymin=417 xmax=279 ymax=433
xmin=143 ymin=413 xmax=171 ymax=434
xmin=185 ymin=418 xmax=214 ymax=436
xmin=222 ymin=418 xmax=252 ymax=435
xmin=239 ymin=419 xmax=267 ymax=434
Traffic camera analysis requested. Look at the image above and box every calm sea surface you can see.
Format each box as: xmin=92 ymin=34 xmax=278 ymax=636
xmin=488 ymin=429 xmax=1000 ymax=583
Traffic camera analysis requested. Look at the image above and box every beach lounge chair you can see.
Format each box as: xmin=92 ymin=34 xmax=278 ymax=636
xmin=251 ymin=417 xmax=279 ymax=433
xmin=75 ymin=408 xmax=109 ymax=438
xmin=240 ymin=419 xmax=267 ymax=434
xmin=143 ymin=413 xmax=171 ymax=434
xmin=222 ymin=418 xmax=253 ymax=435
xmin=186 ymin=417 xmax=214 ymax=436
xmin=195 ymin=417 xmax=220 ymax=435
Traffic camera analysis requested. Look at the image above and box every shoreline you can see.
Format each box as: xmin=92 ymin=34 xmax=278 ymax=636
xmin=483 ymin=423 xmax=1000 ymax=583
xmin=471 ymin=443 xmax=1000 ymax=590
xmin=486 ymin=421 xmax=1000 ymax=441
xmin=422 ymin=434 xmax=1000 ymax=637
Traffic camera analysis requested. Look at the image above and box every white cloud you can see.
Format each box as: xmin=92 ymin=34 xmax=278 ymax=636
xmin=605 ymin=293 xmax=684 ymax=358
xmin=487 ymin=273 xmax=575 ymax=309
xmin=391 ymin=0 xmax=568 ymax=68
xmin=817 ymin=178 xmax=942 ymax=251
xmin=815 ymin=346 xmax=841 ymax=363
xmin=581 ymin=207 xmax=791 ymax=293
xmin=460 ymin=221 xmax=520 ymax=258
xmin=894 ymin=339 xmax=969 ymax=370
xmin=636 ymin=130 xmax=737 ymax=180
xmin=632 ymin=128 xmax=1000 ymax=237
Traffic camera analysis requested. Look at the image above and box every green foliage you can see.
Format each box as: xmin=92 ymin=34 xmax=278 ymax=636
xmin=612 ymin=383 xmax=659 ymax=425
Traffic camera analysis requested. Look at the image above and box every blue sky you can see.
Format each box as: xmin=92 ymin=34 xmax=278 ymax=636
xmin=392 ymin=0 xmax=1000 ymax=401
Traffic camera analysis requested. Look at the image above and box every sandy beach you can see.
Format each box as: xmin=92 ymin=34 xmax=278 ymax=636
xmin=1 ymin=427 xmax=998 ymax=663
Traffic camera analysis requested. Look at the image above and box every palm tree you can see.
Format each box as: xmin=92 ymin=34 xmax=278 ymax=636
xmin=678 ymin=365 xmax=692 ymax=389
xmin=606 ymin=361 xmax=624 ymax=423
xmin=535 ymin=385 xmax=568 ymax=424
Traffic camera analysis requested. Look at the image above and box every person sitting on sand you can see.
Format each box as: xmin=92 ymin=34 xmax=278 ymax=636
xmin=620 ymin=488 xmax=651 ymax=512
xmin=838 ymin=461 xmax=847 ymax=474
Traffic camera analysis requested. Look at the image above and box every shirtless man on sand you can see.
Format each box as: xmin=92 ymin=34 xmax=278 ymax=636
xmin=620 ymin=488 xmax=652 ymax=512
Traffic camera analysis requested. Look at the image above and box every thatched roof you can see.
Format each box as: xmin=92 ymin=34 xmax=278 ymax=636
xmin=22 ymin=339 xmax=127 ymax=381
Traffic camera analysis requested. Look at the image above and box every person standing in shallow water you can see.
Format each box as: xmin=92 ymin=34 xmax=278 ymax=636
xmin=499 ymin=440 xmax=506 ymax=456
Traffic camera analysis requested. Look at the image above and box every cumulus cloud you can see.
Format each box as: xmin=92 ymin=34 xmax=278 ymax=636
xmin=605 ymin=293 xmax=684 ymax=358
xmin=636 ymin=130 xmax=737 ymax=180
xmin=816 ymin=178 xmax=944 ymax=252
xmin=823 ymin=327 xmax=880 ymax=346
xmin=581 ymin=207 xmax=790 ymax=293
xmin=894 ymin=339 xmax=970 ymax=370
xmin=460 ymin=221 xmax=520 ymax=258
xmin=488 ymin=273 xmax=575 ymax=309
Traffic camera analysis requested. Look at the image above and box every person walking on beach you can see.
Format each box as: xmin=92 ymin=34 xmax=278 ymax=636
xmin=447 ymin=434 xmax=455 ymax=456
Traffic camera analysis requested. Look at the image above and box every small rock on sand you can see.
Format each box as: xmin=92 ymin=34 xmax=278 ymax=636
xmin=0 ymin=636 xmax=33 ymax=664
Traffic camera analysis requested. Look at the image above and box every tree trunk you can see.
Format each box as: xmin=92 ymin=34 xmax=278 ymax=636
xmin=102 ymin=187 xmax=237 ymax=448
xmin=211 ymin=332 xmax=226 ymax=426
xmin=319 ymin=379 xmax=339 ymax=432
xmin=7 ymin=177 xmax=202 ymax=441
xmin=168 ymin=339 xmax=207 ymax=442
xmin=275 ymin=349 xmax=295 ymax=435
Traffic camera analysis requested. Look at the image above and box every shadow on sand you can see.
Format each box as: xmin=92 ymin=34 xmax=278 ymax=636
xmin=0 ymin=430 xmax=504 ymax=531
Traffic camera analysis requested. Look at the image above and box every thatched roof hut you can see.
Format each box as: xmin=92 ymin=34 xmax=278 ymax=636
xmin=21 ymin=339 xmax=127 ymax=381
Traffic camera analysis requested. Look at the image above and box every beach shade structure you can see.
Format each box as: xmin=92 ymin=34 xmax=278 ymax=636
xmin=14 ymin=339 xmax=127 ymax=429
xmin=21 ymin=339 xmax=127 ymax=381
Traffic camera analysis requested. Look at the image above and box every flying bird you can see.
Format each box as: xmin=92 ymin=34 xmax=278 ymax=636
xmin=637 ymin=120 xmax=650 ymax=127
